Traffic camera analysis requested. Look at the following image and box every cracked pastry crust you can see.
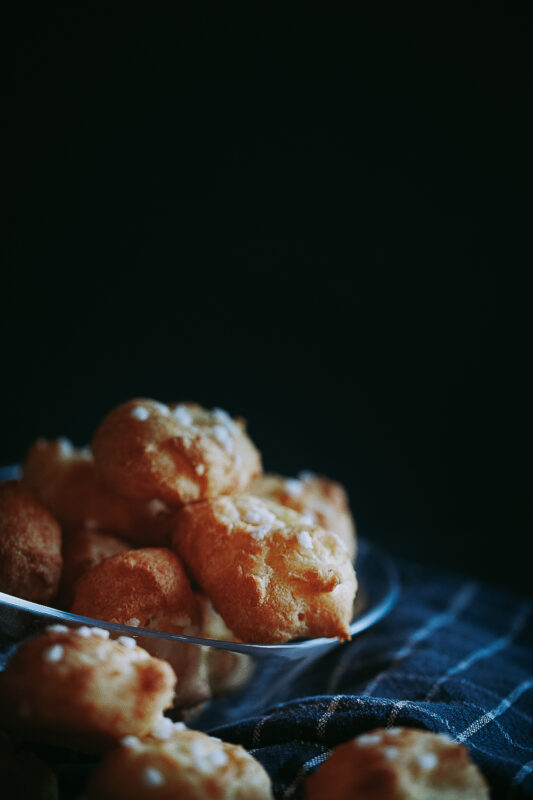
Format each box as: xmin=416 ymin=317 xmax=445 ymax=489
xmin=82 ymin=727 xmax=273 ymax=800
xmin=0 ymin=480 xmax=62 ymax=604
xmin=304 ymin=727 xmax=489 ymax=800
xmin=0 ymin=627 xmax=176 ymax=753
xmin=91 ymin=399 xmax=262 ymax=506
xmin=250 ymin=472 xmax=357 ymax=561
xmin=172 ymin=494 xmax=357 ymax=643
xmin=23 ymin=438 xmax=175 ymax=545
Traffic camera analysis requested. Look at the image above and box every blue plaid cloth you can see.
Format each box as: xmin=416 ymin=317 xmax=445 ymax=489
xmin=212 ymin=559 xmax=533 ymax=799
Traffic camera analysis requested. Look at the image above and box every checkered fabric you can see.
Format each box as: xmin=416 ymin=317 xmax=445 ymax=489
xmin=213 ymin=558 xmax=533 ymax=799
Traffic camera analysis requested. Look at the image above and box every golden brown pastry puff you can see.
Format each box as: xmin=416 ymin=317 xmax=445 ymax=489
xmin=23 ymin=437 xmax=174 ymax=545
xmin=82 ymin=727 xmax=273 ymax=800
xmin=70 ymin=548 xmax=209 ymax=708
xmin=250 ymin=472 xmax=357 ymax=560
xmin=0 ymin=626 xmax=176 ymax=753
xmin=172 ymin=494 xmax=357 ymax=643
xmin=0 ymin=480 xmax=62 ymax=604
xmin=59 ymin=527 xmax=132 ymax=608
xmin=70 ymin=547 xmax=200 ymax=632
xmin=91 ymin=399 xmax=262 ymax=505
xmin=304 ymin=727 xmax=489 ymax=800
xmin=0 ymin=731 xmax=58 ymax=799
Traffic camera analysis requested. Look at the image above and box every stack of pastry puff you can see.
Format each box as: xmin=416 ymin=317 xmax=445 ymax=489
xmin=0 ymin=398 xmax=359 ymax=796
xmin=0 ymin=400 xmax=491 ymax=798
xmin=0 ymin=399 xmax=358 ymax=708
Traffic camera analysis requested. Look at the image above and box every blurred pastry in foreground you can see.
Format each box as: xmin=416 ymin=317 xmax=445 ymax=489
xmin=0 ymin=626 xmax=176 ymax=753
xmin=59 ymin=527 xmax=132 ymax=608
xmin=173 ymin=494 xmax=357 ymax=643
xmin=92 ymin=399 xmax=262 ymax=506
xmin=82 ymin=727 xmax=273 ymax=800
xmin=250 ymin=472 xmax=357 ymax=560
xmin=0 ymin=731 xmax=58 ymax=799
xmin=0 ymin=480 xmax=62 ymax=604
xmin=304 ymin=727 xmax=489 ymax=800
xmin=23 ymin=438 xmax=175 ymax=545
xmin=70 ymin=548 xmax=209 ymax=708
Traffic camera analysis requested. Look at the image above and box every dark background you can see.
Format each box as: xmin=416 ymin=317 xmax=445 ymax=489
xmin=3 ymin=6 xmax=531 ymax=594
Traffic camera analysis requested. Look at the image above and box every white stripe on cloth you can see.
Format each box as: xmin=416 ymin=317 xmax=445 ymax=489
xmin=282 ymin=749 xmax=331 ymax=799
xmin=316 ymin=695 xmax=343 ymax=739
xmin=365 ymin=581 xmax=477 ymax=697
xmin=378 ymin=698 xmax=525 ymax=766
xmin=424 ymin=601 xmax=532 ymax=702
xmin=251 ymin=705 xmax=287 ymax=747
xmin=456 ymin=678 xmax=533 ymax=743
xmin=381 ymin=672 xmax=533 ymax=744
xmin=252 ymin=716 xmax=268 ymax=747
xmin=327 ymin=625 xmax=463 ymax=694
xmin=315 ymin=694 xmax=464 ymax=745
xmin=508 ymin=758 xmax=533 ymax=797
xmin=281 ymin=694 xmax=526 ymax=767
xmin=460 ymin=702 xmax=533 ymax=753
xmin=373 ymin=697 xmax=525 ymax=766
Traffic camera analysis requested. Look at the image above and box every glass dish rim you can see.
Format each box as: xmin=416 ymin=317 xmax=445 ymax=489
xmin=0 ymin=541 xmax=399 ymax=656
xmin=0 ymin=464 xmax=400 ymax=657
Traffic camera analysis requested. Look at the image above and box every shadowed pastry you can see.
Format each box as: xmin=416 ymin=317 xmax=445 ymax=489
xmin=23 ymin=438 xmax=175 ymax=545
xmin=59 ymin=527 xmax=132 ymax=608
xmin=0 ymin=480 xmax=62 ymax=604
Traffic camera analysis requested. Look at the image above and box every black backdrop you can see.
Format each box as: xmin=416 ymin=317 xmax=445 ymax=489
xmin=3 ymin=6 xmax=531 ymax=594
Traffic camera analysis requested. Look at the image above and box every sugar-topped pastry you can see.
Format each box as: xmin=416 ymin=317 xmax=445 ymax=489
xmin=91 ymin=399 xmax=262 ymax=505
xmin=0 ymin=627 xmax=176 ymax=753
xmin=93 ymin=399 xmax=261 ymax=506
xmin=0 ymin=480 xmax=62 ymax=603
xmin=82 ymin=727 xmax=273 ymax=799
xmin=304 ymin=727 xmax=489 ymax=799
xmin=250 ymin=472 xmax=357 ymax=560
xmin=172 ymin=494 xmax=357 ymax=643
xmin=70 ymin=548 xmax=210 ymax=708
xmin=23 ymin=438 xmax=175 ymax=545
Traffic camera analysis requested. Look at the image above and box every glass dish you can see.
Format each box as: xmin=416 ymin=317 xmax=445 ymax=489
xmin=0 ymin=464 xmax=399 ymax=729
